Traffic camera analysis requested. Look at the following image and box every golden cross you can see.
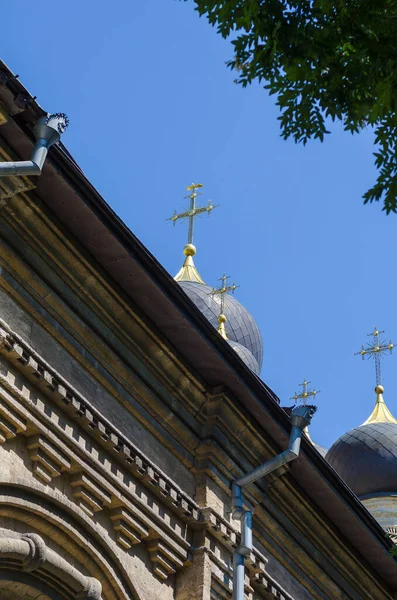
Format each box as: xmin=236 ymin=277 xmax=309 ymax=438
xmin=166 ymin=183 xmax=219 ymax=245
xmin=211 ymin=273 xmax=239 ymax=314
xmin=354 ymin=326 xmax=394 ymax=386
xmin=290 ymin=379 xmax=320 ymax=404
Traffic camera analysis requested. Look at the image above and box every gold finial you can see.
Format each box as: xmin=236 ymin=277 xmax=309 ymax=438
xmin=211 ymin=273 xmax=239 ymax=339
xmin=361 ymin=384 xmax=397 ymax=425
xmin=217 ymin=313 xmax=228 ymax=340
xmin=167 ymin=184 xmax=219 ymax=284
xmin=354 ymin=326 xmax=394 ymax=387
xmin=290 ymin=379 xmax=320 ymax=405
xmin=355 ymin=327 xmax=397 ymax=424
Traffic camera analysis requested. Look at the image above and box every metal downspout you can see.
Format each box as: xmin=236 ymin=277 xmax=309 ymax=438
xmin=231 ymin=404 xmax=316 ymax=600
xmin=0 ymin=114 xmax=69 ymax=177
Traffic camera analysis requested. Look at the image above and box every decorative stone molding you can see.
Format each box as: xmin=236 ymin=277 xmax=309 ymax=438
xmin=251 ymin=572 xmax=294 ymax=600
xmin=110 ymin=507 xmax=149 ymax=549
xmin=0 ymin=528 xmax=102 ymax=599
xmin=21 ymin=533 xmax=47 ymax=572
xmin=26 ymin=433 xmax=71 ymax=484
xmin=0 ymin=325 xmax=194 ymax=581
xmin=146 ymin=538 xmax=185 ymax=580
xmin=0 ymin=394 xmax=26 ymax=442
xmin=70 ymin=471 xmax=112 ymax=517
xmin=0 ymin=325 xmax=199 ymax=524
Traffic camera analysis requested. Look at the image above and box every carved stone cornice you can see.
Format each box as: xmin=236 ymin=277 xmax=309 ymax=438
xmin=0 ymin=321 xmax=199 ymax=523
xmin=0 ymin=320 xmax=196 ymax=579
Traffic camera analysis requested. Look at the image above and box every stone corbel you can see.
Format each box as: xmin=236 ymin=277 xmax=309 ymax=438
xmin=146 ymin=538 xmax=185 ymax=581
xmin=26 ymin=433 xmax=71 ymax=484
xmin=70 ymin=471 xmax=112 ymax=517
xmin=110 ymin=506 xmax=149 ymax=549
xmin=0 ymin=395 xmax=26 ymax=443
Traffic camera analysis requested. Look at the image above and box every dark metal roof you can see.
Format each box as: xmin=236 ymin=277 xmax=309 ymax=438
xmin=1 ymin=59 xmax=397 ymax=591
xmin=178 ymin=281 xmax=263 ymax=367
xmin=227 ymin=339 xmax=260 ymax=375
xmin=327 ymin=422 xmax=397 ymax=497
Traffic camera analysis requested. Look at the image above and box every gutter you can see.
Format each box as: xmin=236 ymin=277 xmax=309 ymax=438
xmin=0 ymin=114 xmax=68 ymax=177
xmin=230 ymin=405 xmax=316 ymax=600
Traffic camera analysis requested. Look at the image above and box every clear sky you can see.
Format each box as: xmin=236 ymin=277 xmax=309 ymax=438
xmin=2 ymin=0 xmax=396 ymax=451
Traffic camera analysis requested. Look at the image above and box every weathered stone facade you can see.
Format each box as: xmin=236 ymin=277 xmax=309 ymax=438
xmin=0 ymin=60 xmax=396 ymax=599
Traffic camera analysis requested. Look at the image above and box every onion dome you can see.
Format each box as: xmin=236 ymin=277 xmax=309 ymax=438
xmin=168 ymin=183 xmax=263 ymax=372
xmin=326 ymin=385 xmax=397 ymax=497
xmin=178 ymin=277 xmax=263 ymax=368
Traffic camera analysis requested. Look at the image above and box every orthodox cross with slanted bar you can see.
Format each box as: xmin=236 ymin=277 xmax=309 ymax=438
xmin=355 ymin=327 xmax=394 ymax=386
xmin=166 ymin=183 xmax=218 ymax=245
xmin=291 ymin=379 xmax=320 ymax=405
xmin=211 ymin=273 xmax=239 ymax=314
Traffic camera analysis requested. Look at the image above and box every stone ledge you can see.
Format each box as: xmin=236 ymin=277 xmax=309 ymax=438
xmin=0 ymin=322 xmax=199 ymax=523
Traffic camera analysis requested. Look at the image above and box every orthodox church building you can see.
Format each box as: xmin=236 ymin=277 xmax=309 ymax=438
xmin=0 ymin=58 xmax=396 ymax=600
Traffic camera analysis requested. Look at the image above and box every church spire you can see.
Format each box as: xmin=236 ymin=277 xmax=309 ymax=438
xmin=167 ymin=183 xmax=218 ymax=284
xmin=211 ymin=273 xmax=239 ymax=340
xmin=355 ymin=327 xmax=397 ymax=424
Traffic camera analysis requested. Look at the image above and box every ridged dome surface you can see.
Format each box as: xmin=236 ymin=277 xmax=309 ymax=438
xmin=326 ymin=422 xmax=397 ymax=497
xmin=179 ymin=281 xmax=263 ymax=368
xmin=227 ymin=339 xmax=260 ymax=375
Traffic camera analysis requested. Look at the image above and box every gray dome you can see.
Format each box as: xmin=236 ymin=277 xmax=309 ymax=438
xmin=179 ymin=281 xmax=263 ymax=368
xmin=326 ymin=422 xmax=397 ymax=497
xmin=227 ymin=339 xmax=260 ymax=375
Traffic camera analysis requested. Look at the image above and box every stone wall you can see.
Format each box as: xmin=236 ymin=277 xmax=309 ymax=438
xmin=0 ymin=180 xmax=393 ymax=599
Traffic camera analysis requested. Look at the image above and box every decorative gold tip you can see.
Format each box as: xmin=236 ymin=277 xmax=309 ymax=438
xmin=362 ymin=385 xmax=397 ymax=425
xmin=174 ymin=244 xmax=206 ymax=284
xmin=217 ymin=313 xmax=228 ymax=340
xmin=183 ymin=243 xmax=196 ymax=257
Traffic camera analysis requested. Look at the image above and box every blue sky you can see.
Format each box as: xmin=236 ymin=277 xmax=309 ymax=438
xmin=2 ymin=0 xmax=396 ymax=450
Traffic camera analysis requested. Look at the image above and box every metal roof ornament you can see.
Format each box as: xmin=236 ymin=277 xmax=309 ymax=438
xmin=355 ymin=326 xmax=394 ymax=386
xmin=167 ymin=183 xmax=219 ymax=284
xmin=210 ymin=273 xmax=239 ymax=339
xmin=355 ymin=327 xmax=397 ymax=424
xmin=290 ymin=379 xmax=320 ymax=406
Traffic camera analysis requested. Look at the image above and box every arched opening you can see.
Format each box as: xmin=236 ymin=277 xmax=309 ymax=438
xmin=0 ymin=572 xmax=63 ymax=600
xmin=0 ymin=483 xmax=141 ymax=600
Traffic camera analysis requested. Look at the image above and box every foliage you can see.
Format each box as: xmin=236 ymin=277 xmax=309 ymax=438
xmin=191 ymin=0 xmax=397 ymax=213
